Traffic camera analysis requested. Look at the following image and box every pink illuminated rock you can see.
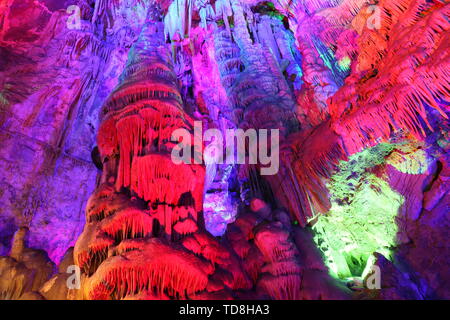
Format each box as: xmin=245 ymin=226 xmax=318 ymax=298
xmin=0 ymin=0 xmax=448 ymax=301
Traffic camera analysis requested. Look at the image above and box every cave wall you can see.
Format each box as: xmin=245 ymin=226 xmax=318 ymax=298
xmin=0 ymin=0 xmax=448 ymax=300
xmin=0 ymin=0 xmax=156 ymax=262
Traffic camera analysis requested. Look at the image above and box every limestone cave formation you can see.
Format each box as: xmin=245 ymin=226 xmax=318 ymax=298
xmin=0 ymin=0 xmax=448 ymax=300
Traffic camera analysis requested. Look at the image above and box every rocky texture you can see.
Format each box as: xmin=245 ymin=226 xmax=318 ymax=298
xmin=393 ymin=156 xmax=450 ymax=299
xmin=0 ymin=227 xmax=54 ymax=299
xmin=71 ymin=15 xmax=250 ymax=299
xmin=1 ymin=0 xmax=119 ymax=262
xmin=0 ymin=0 xmax=448 ymax=300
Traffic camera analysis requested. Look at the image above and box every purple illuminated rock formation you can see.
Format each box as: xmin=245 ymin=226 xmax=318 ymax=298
xmin=0 ymin=0 xmax=448 ymax=300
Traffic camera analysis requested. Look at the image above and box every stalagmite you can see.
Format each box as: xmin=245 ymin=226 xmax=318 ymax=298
xmin=0 ymin=0 xmax=448 ymax=302
xmin=71 ymin=5 xmax=255 ymax=300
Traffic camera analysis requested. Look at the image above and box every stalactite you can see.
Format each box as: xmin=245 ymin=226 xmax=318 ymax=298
xmin=74 ymin=14 xmax=212 ymax=298
xmin=86 ymin=239 xmax=213 ymax=300
xmin=2 ymin=0 xmax=447 ymax=301
xmin=130 ymin=154 xmax=204 ymax=208
xmin=274 ymin=0 xmax=449 ymax=226
xmin=72 ymin=9 xmax=255 ymax=300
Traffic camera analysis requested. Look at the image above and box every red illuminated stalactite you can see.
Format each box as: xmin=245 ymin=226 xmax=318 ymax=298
xmin=72 ymin=14 xmax=258 ymax=300
xmin=282 ymin=0 xmax=449 ymax=223
xmin=73 ymin=17 xmax=213 ymax=299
